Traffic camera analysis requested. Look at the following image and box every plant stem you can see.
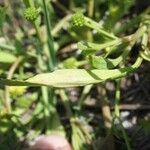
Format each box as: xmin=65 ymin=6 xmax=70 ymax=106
xmin=41 ymin=86 xmax=50 ymax=129
xmin=87 ymin=0 xmax=94 ymax=41
xmin=33 ymin=21 xmax=44 ymax=44
xmin=23 ymin=0 xmax=62 ymax=133
xmin=4 ymin=56 xmax=23 ymax=113
xmin=117 ymin=117 xmax=132 ymax=150
xmin=132 ymin=56 xmax=143 ymax=68
xmin=78 ymin=39 xmax=121 ymax=51
xmin=98 ymin=85 xmax=115 ymax=150
xmin=114 ymin=79 xmax=121 ymax=117
xmin=88 ymin=0 xmax=94 ymax=18
xmin=77 ymin=84 xmax=92 ymax=110
xmin=98 ymin=86 xmax=112 ymax=129
xmin=42 ymin=0 xmax=56 ymax=71
xmin=84 ymin=17 xmax=118 ymax=40
xmin=59 ymin=89 xmax=72 ymax=118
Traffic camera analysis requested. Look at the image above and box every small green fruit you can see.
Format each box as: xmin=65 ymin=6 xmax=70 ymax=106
xmin=24 ymin=7 xmax=39 ymax=22
xmin=71 ymin=13 xmax=85 ymax=27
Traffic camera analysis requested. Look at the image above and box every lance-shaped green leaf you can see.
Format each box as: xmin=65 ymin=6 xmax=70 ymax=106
xmin=89 ymin=55 xmax=124 ymax=69
xmin=0 ymin=66 xmax=137 ymax=88
xmin=89 ymin=56 xmax=108 ymax=69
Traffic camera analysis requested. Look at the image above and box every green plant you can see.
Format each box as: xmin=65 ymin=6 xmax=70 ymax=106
xmin=0 ymin=1 xmax=150 ymax=150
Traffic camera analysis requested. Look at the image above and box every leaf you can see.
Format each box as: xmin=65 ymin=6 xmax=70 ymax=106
xmin=89 ymin=55 xmax=123 ymax=69
xmin=90 ymin=56 xmax=108 ymax=69
xmin=0 ymin=51 xmax=16 ymax=64
xmin=0 ymin=67 xmax=135 ymax=88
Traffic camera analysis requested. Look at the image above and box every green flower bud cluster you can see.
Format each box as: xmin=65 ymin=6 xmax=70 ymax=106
xmin=24 ymin=7 xmax=39 ymax=22
xmin=71 ymin=13 xmax=85 ymax=27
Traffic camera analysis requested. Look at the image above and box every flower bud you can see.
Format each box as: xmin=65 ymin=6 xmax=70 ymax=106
xmin=71 ymin=13 xmax=85 ymax=27
xmin=24 ymin=7 xmax=39 ymax=22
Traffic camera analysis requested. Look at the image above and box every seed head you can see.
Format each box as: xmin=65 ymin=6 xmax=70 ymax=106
xmin=24 ymin=7 xmax=39 ymax=22
xmin=71 ymin=13 xmax=85 ymax=27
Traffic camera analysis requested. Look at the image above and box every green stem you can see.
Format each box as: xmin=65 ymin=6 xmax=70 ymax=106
xmin=117 ymin=117 xmax=132 ymax=150
xmin=87 ymin=0 xmax=94 ymax=41
xmin=88 ymin=0 xmax=94 ymax=18
xmin=84 ymin=17 xmax=118 ymax=40
xmin=78 ymin=39 xmax=121 ymax=51
xmin=59 ymin=89 xmax=72 ymax=118
xmin=33 ymin=21 xmax=44 ymax=44
xmin=77 ymin=85 xmax=92 ymax=110
xmin=41 ymin=86 xmax=50 ymax=129
xmin=114 ymin=79 xmax=121 ymax=117
xmin=23 ymin=0 xmax=61 ymax=132
xmin=42 ymin=0 xmax=56 ymax=71
xmin=121 ymin=127 xmax=132 ymax=150
xmin=4 ymin=56 xmax=23 ymax=113
xmin=132 ymin=56 xmax=143 ymax=68
xmin=130 ymin=25 xmax=147 ymax=42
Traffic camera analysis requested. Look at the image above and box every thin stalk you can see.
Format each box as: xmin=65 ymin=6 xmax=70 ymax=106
xmin=77 ymin=85 xmax=92 ymax=110
xmin=130 ymin=25 xmax=147 ymax=42
xmin=84 ymin=17 xmax=118 ymax=40
xmin=116 ymin=117 xmax=132 ymax=150
xmin=114 ymin=79 xmax=121 ymax=117
xmin=23 ymin=0 xmax=60 ymax=132
xmin=4 ymin=56 xmax=23 ymax=113
xmin=87 ymin=0 xmax=94 ymax=41
xmin=41 ymin=0 xmax=63 ymax=132
xmin=121 ymin=126 xmax=132 ymax=150
xmin=59 ymin=89 xmax=72 ymax=118
xmin=42 ymin=0 xmax=56 ymax=71
xmin=33 ymin=21 xmax=44 ymax=44
xmin=132 ymin=56 xmax=143 ymax=69
xmin=41 ymin=86 xmax=50 ymax=129
xmin=98 ymin=86 xmax=112 ymax=129
xmin=98 ymin=85 xmax=115 ymax=150
xmin=78 ymin=38 xmax=121 ymax=51
xmin=88 ymin=0 xmax=94 ymax=18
